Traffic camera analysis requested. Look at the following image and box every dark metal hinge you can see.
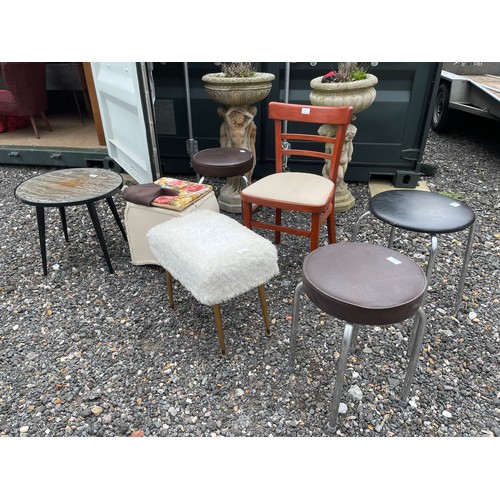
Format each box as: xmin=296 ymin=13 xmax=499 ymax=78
xmin=400 ymin=148 xmax=421 ymax=161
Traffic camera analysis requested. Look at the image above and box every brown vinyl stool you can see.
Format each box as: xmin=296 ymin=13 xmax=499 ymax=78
xmin=289 ymin=242 xmax=427 ymax=433
xmin=192 ymin=147 xmax=253 ymax=187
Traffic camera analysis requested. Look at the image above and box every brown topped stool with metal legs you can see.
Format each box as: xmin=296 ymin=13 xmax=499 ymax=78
xmin=192 ymin=147 xmax=254 ymax=213
xmin=192 ymin=147 xmax=253 ymax=187
xmin=289 ymin=242 xmax=427 ymax=433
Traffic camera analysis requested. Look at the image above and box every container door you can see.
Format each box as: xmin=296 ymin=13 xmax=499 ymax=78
xmin=90 ymin=62 xmax=161 ymax=184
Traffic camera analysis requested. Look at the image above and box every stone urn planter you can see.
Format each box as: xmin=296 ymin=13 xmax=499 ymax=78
xmin=202 ymin=71 xmax=275 ymax=213
xmin=310 ymin=73 xmax=378 ymax=212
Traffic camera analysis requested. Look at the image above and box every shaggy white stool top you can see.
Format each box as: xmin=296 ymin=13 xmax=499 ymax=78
xmin=146 ymin=209 xmax=279 ymax=306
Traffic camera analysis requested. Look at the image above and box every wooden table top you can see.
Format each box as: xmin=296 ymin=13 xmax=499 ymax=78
xmin=15 ymin=168 xmax=124 ymax=207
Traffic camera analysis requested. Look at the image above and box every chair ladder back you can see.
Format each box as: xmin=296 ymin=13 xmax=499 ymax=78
xmin=269 ymin=101 xmax=352 ymax=177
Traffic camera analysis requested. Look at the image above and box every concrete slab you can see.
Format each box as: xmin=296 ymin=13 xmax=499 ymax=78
xmin=368 ymin=179 xmax=430 ymax=198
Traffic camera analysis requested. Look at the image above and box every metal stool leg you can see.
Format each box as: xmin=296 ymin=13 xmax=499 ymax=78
xmin=407 ymin=309 xmax=421 ymax=358
xmin=349 ymin=324 xmax=360 ymax=354
xmin=399 ymin=307 xmax=426 ymax=405
xmin=240 ymin=175 xmax=249 ymax=189
xmin=407 ymin=237 xmax=435 ymax=357
xmin=388 ymin=225 xmax=397 ymax=248
xmin=328 ymin=323 xmax=355 ymax=432
xmin=289 ymin=281 xmax=304 ymax=371
xmin=351 ymin=210 xmax=371 ymax=241
xmin=425 ymin=234 xmax=439 ymax=292
xmin=453 ymin=220 xmax=476 ymax=314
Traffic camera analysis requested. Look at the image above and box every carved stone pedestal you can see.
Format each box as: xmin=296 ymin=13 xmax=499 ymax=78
xmin=309 ymin=73 xmax=378 ymax=212
xmin=318 ymin=123 xmax=357 ymax=212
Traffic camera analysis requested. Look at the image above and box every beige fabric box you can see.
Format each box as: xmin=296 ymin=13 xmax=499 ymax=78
xmin=124 ymin=191 xmax=220 ymax=265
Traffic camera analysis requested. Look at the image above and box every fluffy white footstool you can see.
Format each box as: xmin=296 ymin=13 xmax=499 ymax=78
xmin=147 ymin=210 xmax=279 ymax=354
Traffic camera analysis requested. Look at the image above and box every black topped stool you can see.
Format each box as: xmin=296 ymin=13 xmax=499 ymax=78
xmin=191 ymin=147 xmax=253 ymax=187
xmin=289 ymin=242 xmax=427 ymax=433
xmin=352 ymin=190 xmax=476 ymax=313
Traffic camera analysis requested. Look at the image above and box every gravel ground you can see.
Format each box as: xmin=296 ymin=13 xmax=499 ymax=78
xmin=1 ymin=116 xmax=499 ymax=441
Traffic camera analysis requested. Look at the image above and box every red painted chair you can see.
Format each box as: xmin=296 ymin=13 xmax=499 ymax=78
xmin=0 ymin=62 xmax=52 ymax=139
xmin=240 ymin=101 xmax=352 ymax=251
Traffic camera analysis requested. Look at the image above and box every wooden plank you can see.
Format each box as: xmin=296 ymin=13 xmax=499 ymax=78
xmin=466 ymin=75 xmax=500 ymax=97
xmin=82 ymin=62 xmax=106 ymax=146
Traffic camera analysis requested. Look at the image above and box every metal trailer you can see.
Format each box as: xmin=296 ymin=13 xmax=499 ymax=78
xmin=1 ymin=62 xmax=442 ymax=189
xmin=431 ymin=62 xmax=500 ymax=132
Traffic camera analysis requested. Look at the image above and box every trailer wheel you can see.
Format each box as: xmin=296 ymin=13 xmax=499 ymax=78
xmin=431 ymin=83 xmax=452 ymax=132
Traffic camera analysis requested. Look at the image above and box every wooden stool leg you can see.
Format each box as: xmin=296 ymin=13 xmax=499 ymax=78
xmin=40 ymin=111 xmax=52 ymax=131
xmin=29 ymin=115 xmax=40 ymax=139
xmin=165 ymin=271 xmax=174 ymax=307
xmin=212 ymin=304 xmax=226 ymax=355
xmin=258 ymin=284 xmax=271 ymax=335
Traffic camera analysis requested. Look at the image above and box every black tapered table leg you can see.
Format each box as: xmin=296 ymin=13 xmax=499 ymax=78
xmin=36 ymin=206 xmax=48 ymax=275
xmin=86 ymin=201 xmax=114 ymax=274
xmin=59 ymin=206 xmax=69 ymax=242
xmin=106 ymin=196 xmax=127 ymax=241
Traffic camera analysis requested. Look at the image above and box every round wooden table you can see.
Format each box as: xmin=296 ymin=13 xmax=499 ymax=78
xmin=15 ymin=168 xmax=127 ymax=274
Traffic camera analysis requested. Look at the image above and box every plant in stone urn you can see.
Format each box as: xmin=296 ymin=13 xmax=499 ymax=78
xmin=309 ymin=62 xmax=378 ymax=212
xmin=202 ymin=63 xmax=275 ymax=213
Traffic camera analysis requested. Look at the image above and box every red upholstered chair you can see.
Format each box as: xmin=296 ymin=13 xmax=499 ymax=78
xmin=0 ymin=62 xmax=52 ymax=139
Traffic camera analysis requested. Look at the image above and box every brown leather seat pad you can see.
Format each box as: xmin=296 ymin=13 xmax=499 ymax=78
xmin=192 ymin=147 xmax=253 ymax=178
xmin=302 ymin=243 xmax=426 ymax=325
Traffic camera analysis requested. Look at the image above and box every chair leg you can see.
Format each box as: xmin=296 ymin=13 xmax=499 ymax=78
xmin=399 ymin=307 xmax=427 ymax=406
xmin=165 ymin=271 xmax=174 ymax=308
xmin=257 ymin=284 xmax=271 ymax=335
xmin=328 ymin=323 xmax=355 ymax=433
xmin=241 ymin=200 xmax=252 ymax=229
xmin=40 ymin=112 xmax=52 ymax=132
xmin=212 ymin=304 xmax=226 ymax=355
xmin=327 ymin=210 xmax=336 ymax=244
xmin=310 ymin=213 xmax=321 ymax=251
xmin=289 ymin=281 xmax=304 ymax=371
xmin=453 ymin=220 xmax=476 ymax=314
xmin=29 ymin=116 xmax=40 ymax=139
xmin=275 ymin=208 xmax=282 ymax=244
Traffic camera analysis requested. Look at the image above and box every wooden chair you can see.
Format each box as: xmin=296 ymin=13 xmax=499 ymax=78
xmin=240 ymin=101 xmax=353 ymax=251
